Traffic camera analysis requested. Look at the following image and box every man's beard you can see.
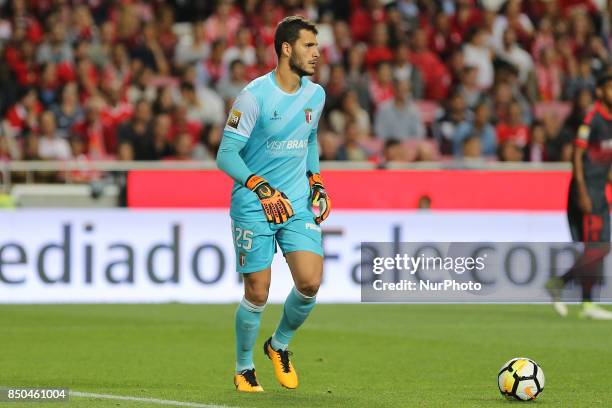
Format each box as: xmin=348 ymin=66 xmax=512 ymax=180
xmin=289 ymin=54 xmax=312 ymax=77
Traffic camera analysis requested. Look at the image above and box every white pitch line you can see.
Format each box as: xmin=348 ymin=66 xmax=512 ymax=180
xmin=70 ymin=390 xmax=238 ymax=408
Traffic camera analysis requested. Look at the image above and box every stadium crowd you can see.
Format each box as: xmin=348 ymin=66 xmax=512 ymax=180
xmin=0 ymin=0 xmax=610 ymax=167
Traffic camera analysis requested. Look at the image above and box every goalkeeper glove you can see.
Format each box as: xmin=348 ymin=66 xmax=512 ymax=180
xmin=246 ymin=174 xmax=294 ymax=224
xmin=307 ymin=171 xmax=331 ymax=225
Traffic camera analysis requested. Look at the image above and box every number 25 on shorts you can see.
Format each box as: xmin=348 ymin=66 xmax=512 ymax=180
xmin=234 ymin=227 xmax=253 ymax=250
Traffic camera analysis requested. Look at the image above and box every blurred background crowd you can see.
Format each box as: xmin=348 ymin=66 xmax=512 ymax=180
xmin=0 ymin=0 xmax=611 ymax=167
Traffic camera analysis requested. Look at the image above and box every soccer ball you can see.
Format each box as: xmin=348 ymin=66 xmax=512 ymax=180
xmin=497 ymin=357 xmax=545 ymax=401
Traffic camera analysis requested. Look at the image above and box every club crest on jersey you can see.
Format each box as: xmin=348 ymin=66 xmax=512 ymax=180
xmin=270 ymin=110 xmax=282 ymax=121
xmin=305 ymin=108 xmax=312 ymax=123
xmin=239 ymin=252 xmax=246 ymax=267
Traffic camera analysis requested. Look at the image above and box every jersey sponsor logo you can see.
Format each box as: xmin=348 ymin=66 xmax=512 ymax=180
xmin=266 ymin=139 xmax=308 ymax=151
xmin=305 ymin=108 xmax=312 ymax=123
xmin=227 ymin=109 xmax=242 ymax=129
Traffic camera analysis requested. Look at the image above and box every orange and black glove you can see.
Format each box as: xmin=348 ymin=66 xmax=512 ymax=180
xmin=246 ymin=174 xmax=294 ymax=224
xmin=307 ymin=171 xmax=331 ymax=225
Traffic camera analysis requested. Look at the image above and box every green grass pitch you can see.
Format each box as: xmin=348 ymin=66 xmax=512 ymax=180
xmin=1 ymin=304 xmax=611 ymax=407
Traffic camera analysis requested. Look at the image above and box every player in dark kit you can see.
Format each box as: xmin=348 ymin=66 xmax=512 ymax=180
xmin=547 ymin=73 xmax=612 ymax=319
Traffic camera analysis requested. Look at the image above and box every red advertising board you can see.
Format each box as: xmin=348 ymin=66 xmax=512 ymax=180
xmin=127 ymin=170 xmax=575 ymax=210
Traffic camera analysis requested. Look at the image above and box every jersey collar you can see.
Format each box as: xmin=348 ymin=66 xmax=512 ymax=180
xmin=269 ymin=70 xmax=305 ymax=95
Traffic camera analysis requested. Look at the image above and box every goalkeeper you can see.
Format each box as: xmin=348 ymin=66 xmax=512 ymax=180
xmin=216 ymin=16 xmax=330 ymax=392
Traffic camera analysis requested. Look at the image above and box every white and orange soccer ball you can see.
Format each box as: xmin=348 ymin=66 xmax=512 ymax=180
xmin=498 ymin=357 xmax=545 ymax=401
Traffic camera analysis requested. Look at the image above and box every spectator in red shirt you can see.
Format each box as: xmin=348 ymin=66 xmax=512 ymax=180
xmin=364 ymin=22 xmax=394 ymax=70
xmin=368 ymin=61 xmax=394 ymax=111
xmin=169 ymin=104 xmax=202 ymax=146
xmin=67 ymin=135 xmax=103 ymax=183
xmin=350 ymin=0 xmax=387 ymax=43
xmin=496 ymin=101 xmax=529 ymax=148
xmin=409 ymin=28 xmax=450 ymax=100
xmin=114 ymin=3 xmax=143 ymax=48
xmin=200 ymin=39 xmax=227 ymax=87
xmin=4 ymin=87 xmax=42 ymax=137
xmin=452 ymin=0 xmax=482 ymax=41
xmin=7 ymin=39 xmax=39 ymax=87
xmin=75 ymin=56 xmax=99 ymax=103
xmin=9 ymin=0 xmax=44 ymax=44
xmin=71 ymin=96 xmax=112 ymax=159
xmin=245 ymin=43 xmax=275 ymax=81
xmin=531 ymin=16 xmax=554 ymax=63
xmin=569 ymin=8 xmax=594 ymax=56
xmin=249 ymin=0 xmax=284 ymax=47
xmin=429 ymin=12 xmax=460 ymax=60
xmin=70 ymin=5 xmax=97 ymax=42
xmin=203 ymin=0 xmax=243 ymax=44
xmin=99 ymin=80 xmax=133 ymax=153
xmin=535 ymin=47 xmax=562 ymax=101
xmin=101 ymin=44 xmax=132 ymax=92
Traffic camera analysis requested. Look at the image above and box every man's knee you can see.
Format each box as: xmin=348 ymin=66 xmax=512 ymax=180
xmin=244 ymin=282 xmax=270 ymax=305
xmin=296 ymin=281 xmax=320 ymax=297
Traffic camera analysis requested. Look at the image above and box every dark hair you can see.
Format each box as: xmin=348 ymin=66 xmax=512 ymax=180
xmin=229 ymin=59 xmax=244 ymax=71
xmin=530 ymin=120 xmax=544 ymax=131
xmin=180 ymin=81 xmax=195 ymax=93
xmin=18 ymin=86 xmax=35 ymax=100
xmin=274 ymin=16 xmax=317 ymax=58
xmin=596 ymin=72 xmax=612 ymax=87
xmin=384 ymin=138 xmax=401 ymax=150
